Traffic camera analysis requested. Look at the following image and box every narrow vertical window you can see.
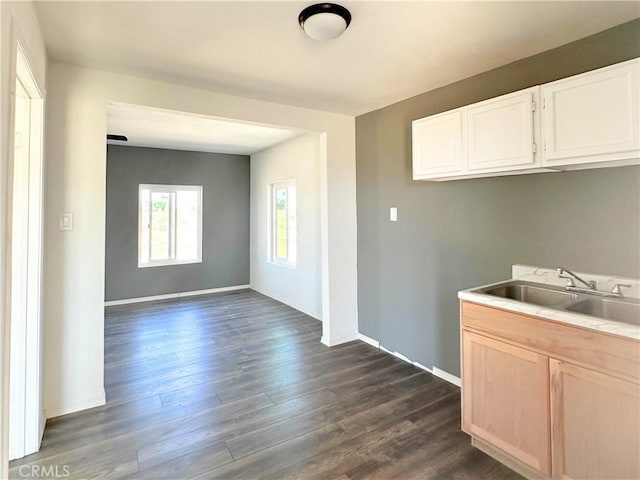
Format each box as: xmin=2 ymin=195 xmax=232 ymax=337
xmin=138 ymin=184 xmax=202 ymax=267
xmin=270 ymin=179 xmax=296 ymax=267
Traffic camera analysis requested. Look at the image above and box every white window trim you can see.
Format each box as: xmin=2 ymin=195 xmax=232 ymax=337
xmin=138 ymin=184 xmax=203 ymax=268
xmin=269 ymin=179 xmax=296 ymax=269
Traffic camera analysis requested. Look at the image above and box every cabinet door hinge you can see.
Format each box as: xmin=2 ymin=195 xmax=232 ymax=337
xmin=532 ymin=101 xmax=536 ymax=112
xmin=533 ymin=143 xmax=537 ymax=154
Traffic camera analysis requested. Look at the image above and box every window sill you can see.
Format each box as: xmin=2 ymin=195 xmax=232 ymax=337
xmin=138 ymin=259 xmax=202 ymax=269
xmin=268 ymin=260 xmax=297 ymax=270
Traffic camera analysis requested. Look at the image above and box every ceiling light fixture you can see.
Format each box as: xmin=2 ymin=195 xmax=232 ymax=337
xmin=299 ymin=3 xmax=351 ymax=41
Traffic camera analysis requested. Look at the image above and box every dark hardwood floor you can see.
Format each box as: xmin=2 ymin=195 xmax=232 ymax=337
xmin=10 ymin=290 xmax=520 ymax=479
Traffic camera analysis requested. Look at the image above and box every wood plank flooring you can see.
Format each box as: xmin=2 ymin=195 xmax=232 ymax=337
xmin=10 ymin=290 xmax=521 ymax=479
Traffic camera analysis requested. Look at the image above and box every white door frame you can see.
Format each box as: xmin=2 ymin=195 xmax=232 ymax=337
xmin=5 ymin=19 xmax=46 ymax=462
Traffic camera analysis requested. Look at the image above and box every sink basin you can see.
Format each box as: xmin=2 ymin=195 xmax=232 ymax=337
xmin=480 ymin=282 xmax=579 ymax=307
xmin=472 ymin=280 xmax=640 ymax=326
xmin=567 ymin=297 xmax=640 ymax=326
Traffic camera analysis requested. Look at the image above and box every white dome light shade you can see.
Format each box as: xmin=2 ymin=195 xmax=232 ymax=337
xmin=299 ymin=3 xmax=351 ymax=41
xmin=302 ymin=12 xmax=347 ymax=40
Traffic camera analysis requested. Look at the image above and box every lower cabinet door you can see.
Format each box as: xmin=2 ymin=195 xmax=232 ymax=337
xmin=550 ymin=359 xmax=640 ymax=480
xmin=462 ymin=331 xmax=551 ymax=475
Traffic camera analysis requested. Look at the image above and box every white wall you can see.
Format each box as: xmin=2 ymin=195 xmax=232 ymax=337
xmin=44 ymin=62 xmax=358 ymax=418
xmin=251 ymin=133 xmax=322 ymax=319
xmin=0 ymin=1 xmax=47 ymax=474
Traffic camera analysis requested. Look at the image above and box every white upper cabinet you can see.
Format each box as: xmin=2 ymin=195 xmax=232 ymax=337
xmin=412 ymin=109 xmax=464 ymax=178
xmin=467 ymin=87 xmax=538 ymax=172
xmin=412 ymin=58 xmax=640 ymax=181
xmin=541 ymin=58 xmax=639 ymax=168
xmin=412 ymin=86 xmax=546 ymax=180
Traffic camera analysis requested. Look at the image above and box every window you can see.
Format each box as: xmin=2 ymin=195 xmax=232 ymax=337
xmin=270 ymin=179 xmax=296 ymax=267
xmin=138 ymin=184 xmax=202 ymax=267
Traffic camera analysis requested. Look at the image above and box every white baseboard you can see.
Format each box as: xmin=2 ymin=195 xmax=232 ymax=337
xmin=45 ymin=389 xmax=106 ymax=419
xmin=250 ymin=285 xmax=321 ymax=320
xmin=104 ymin=285 xmax=250 ymax=307
xmin=321 ymin=331 xmax=359 ymax=347
xmin=379 ymin=345 xmax=412 ymax=363
xmin=432 ymin=366 xmax=461 ymax=387
xmin=358 ymin=333 xmax=379 ymax=348
xmin=412 ymin=361 xmax=433 ymax=373
xmin=356 ymin=333 xmax=461 ymax=388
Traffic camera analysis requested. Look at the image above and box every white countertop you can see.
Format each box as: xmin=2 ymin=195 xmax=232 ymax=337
xmin=458 ymin=265 xmax=640 ymax=341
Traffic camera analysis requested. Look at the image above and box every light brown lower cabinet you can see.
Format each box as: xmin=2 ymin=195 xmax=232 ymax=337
xmin=550 ymin=359 xmax=640 ymax=479
xmin=461 ymin=301 xmax=640 ymax=480
xmin=462 ymin=331 xmax=550 ymax=475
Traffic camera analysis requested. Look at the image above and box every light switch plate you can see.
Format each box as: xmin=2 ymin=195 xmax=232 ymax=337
xmin=59 ymin=213 xmax=73 ymax=231
xmin=390 ymin=207 xmax=398 ymax=222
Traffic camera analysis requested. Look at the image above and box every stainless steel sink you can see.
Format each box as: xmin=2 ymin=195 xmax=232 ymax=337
xmin=472 ymin=280 xmax=640 ymax=326
xmin=567 ymin=297 xmax=640 ymax=326
xmin=482 ymin=283 xmax=579 ymax=307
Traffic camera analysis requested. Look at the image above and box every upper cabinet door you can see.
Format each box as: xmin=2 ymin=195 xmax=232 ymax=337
xmin=412 ymin=109 xmax=464 ymax=179
xmin=466 ymin=87 xmax=538 ymax=172
xmin=542 ymin=58 xmax=640 ymax=167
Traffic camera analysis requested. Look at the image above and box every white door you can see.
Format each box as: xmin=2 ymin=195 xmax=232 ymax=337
xmin=466 ymin=87 xmax=538 ymax=172
xmin=8 ymin=42 xmax=45 ymax=460
xmin=412 ymin=109 xmax=464 ymax=179
xmin=542 ymin=58 xmax=640 ymax=167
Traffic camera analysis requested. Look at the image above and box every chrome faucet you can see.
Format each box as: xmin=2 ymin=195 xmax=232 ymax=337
xmin=556 ymin=267 xmax=597 ymax=290
xmin=556 ymin=267 xmax=632 ymax=298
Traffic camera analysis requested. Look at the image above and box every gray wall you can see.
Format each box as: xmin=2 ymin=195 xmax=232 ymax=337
xmin=105 ymin=145 xmax=250 ymax=301
xmin=356 ymin=19 xmax=640 ymax=376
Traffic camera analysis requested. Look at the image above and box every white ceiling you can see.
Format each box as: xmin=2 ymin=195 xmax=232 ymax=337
xmin=35 ymin=1 xmax=639 ymax=116
xmin=106 ymin=103 xmax=304 ymax=155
